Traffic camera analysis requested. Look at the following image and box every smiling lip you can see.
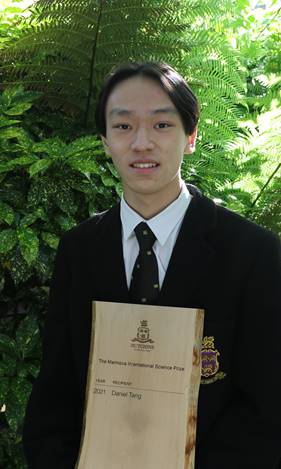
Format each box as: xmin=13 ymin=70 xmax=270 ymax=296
xmin=130 ymin=160 xmax=159 ymax=170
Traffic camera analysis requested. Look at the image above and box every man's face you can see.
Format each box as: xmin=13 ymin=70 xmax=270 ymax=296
xmin=102 ymin=76 xmax=196 ymax=207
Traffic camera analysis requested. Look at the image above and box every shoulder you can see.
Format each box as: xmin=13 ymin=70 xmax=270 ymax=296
xmin=216 ymin=204 xmax=278 ymax=245
xmin=188 ymin=184 xmax=280 ymax=249
xmin=59 ymin=203 xmax=120 ymax=248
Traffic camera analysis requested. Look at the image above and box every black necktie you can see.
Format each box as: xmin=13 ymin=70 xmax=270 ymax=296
xmin=129 ymin=222 xmax=159 ymax=304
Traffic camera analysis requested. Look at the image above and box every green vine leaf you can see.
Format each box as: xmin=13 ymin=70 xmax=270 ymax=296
xmin=68 ymin=157 xmax=99 ymax=174
xmin=9 ymin=249 xmax=32 ymax=284
xmin=29 ymin=159 xmax=52 ymax=177
xmin=17 ymin=227 xmax=39 ymax=265
xmin=4 ymin=102 xmax=33 ymax=116
xmin=0 ymin=127 xmax=27 ymax=140
xmin=56 ymin=214 xmax=76 ymax=231
xmin=64 ymin=135 xmax=102 ymax=154
xmin=6 ymin=156 xmax=38 ymax=170
xmin=0 ymin=334 xmax=17 ymax=358
xmin=0 ymin=229 xmax=17 ymax=254
xmin=0 ymin=201 xmax=15 ymax=225
xmin=41 ymin=232 xmax=59 ymax=250
xmin=16 ymin=316 xmax=40 ymax=359
xmin=101 ymin=174 xmax=117 ymax=187
xmin=18 ymin=362 xmax=39 ymax=380
xmin=0 ymin=117 xmax=21 ymax=128
xmin=32 ymin=138 xmax=67 ymax=157
xmin=106 ymin=162 xmax=119 ymax=179
xmin=20 ymin=213 xmax=38 ymax=228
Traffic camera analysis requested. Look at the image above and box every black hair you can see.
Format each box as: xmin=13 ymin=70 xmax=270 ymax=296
xmin=95 ymin=62 xmax=199 ymax=137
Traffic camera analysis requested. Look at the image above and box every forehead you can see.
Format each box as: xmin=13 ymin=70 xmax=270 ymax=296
xmin=106 ymin=76 xmax=176 ymax=117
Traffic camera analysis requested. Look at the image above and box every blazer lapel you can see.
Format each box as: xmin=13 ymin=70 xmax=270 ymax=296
xmin=158 ymin=187 xmax=216 ymax=307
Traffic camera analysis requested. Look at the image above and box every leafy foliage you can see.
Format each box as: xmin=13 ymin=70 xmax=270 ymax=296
xmin=219 ymin=0 xmax=281 ymax=233
xmin=0 ymin=0 xmax=30 ymax=49
xmin=0 ymin=86 xmax=119 ymax=468
xmin=0 ymin=316 xmax=41 ymax=469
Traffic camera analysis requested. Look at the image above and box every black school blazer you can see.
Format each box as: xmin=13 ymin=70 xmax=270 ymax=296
xmin=23 ymin=185 xmax=281 ymax=469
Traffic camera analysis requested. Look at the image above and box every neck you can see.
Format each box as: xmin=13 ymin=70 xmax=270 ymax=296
xmin=124 ymin=183 xmax=183 ymax=219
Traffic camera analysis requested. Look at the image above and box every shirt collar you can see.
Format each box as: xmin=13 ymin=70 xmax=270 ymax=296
xmin=120 ymin=183 xmax=192 ymax=246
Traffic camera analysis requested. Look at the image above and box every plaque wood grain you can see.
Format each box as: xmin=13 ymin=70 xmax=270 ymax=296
xmin=76 ymin=302 xmax=204 ymax=469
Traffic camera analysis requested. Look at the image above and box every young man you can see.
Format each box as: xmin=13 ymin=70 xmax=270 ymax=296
xmin=23 ymin=62 xmax=281 ymax=468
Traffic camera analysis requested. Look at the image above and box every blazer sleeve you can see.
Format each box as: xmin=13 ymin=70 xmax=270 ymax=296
xmin=196 ymin=231 xmax=281 ymax=469
xmin=22 ymin=235 xmax=82 ymax=469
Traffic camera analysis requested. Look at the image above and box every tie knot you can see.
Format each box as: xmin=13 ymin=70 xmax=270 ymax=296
xmin=134 ymin=222 xmax=156 ymax=251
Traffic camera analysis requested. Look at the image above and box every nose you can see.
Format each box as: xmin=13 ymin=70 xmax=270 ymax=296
xmin=131 ymin=127 xmax=154 ymax=152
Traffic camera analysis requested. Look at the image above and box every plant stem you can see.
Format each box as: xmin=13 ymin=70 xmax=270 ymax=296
xmin=256 ymin=7 xmax=281 ymax=40
xmin=84 ymin=0 xmax=104 ymax=127
xmin=248 ymin=162 xmax=281 ymax=213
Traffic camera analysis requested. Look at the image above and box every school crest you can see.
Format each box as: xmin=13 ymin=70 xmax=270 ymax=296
xmin=132 ymin=320 xmax=154 ymax=344
xmin=201 ymin=336 xmax=227 ymax=384
xmin=201 ymin=336 xmax=220 ymax=378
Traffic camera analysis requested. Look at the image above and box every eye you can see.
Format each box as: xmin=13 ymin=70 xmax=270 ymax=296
xmin=155 ymin=122 xmax=171 ymax=129
xmin=113 ymin=124 xmax=130 ymax=130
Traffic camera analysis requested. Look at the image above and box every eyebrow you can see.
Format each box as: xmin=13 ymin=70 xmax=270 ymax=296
xmin=109 ymin=107 xmax=178 ymax=117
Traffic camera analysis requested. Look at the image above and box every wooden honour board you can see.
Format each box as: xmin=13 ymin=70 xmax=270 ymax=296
xmin=76 ymin=301 xmax=204 ymax=469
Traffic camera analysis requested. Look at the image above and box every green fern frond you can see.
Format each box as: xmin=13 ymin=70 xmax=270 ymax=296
xmin=0 ymin=0 xmax=248 ymax=173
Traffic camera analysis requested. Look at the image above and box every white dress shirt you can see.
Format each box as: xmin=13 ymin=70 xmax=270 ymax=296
xmin=120 ymin=184 xmax=192 ymax=289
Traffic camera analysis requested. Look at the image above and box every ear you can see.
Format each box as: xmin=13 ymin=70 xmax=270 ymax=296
xmin=184 ymin=128 xmax=197 ymax=155
xmin=101 ymin=136 xmax=111 ymax=156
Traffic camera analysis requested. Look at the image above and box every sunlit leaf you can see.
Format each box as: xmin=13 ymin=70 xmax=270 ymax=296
xmin=68 ymin=157 xmax=99 ymax=173
xmin=4 ymin=102 xmax=33 ymax=116
xmin=101 ymin=174 xmax=117 ymax=187
xmin=0 ymin=127 xmax=26 ymax=140
xmin=29 ymin=159 xmax=52 ymax=177
xmin=0 ymin=117 xmax=21 ymax=128
xmin=32 ymin=138 xmax=67 ymax=157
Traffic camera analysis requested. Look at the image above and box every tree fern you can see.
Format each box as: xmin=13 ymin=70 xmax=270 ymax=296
xmin=0 ymin=0 xmax=249 ymax=198
xmin=0 ymin=1 xmax=243 ymax=118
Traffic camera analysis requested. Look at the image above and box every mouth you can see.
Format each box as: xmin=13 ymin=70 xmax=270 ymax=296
xmin=131 ymin=162 xmax=158 ymax=169
xmin=130 ymin=158 xmax=160 ymax=172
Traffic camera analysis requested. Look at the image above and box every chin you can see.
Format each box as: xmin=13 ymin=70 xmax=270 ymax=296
xmin=130 ymin=183 xmax=160 ymax=195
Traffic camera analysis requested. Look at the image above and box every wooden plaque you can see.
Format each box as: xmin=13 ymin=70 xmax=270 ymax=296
xmin=76 ymin=301 xmax=204 ymax=469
